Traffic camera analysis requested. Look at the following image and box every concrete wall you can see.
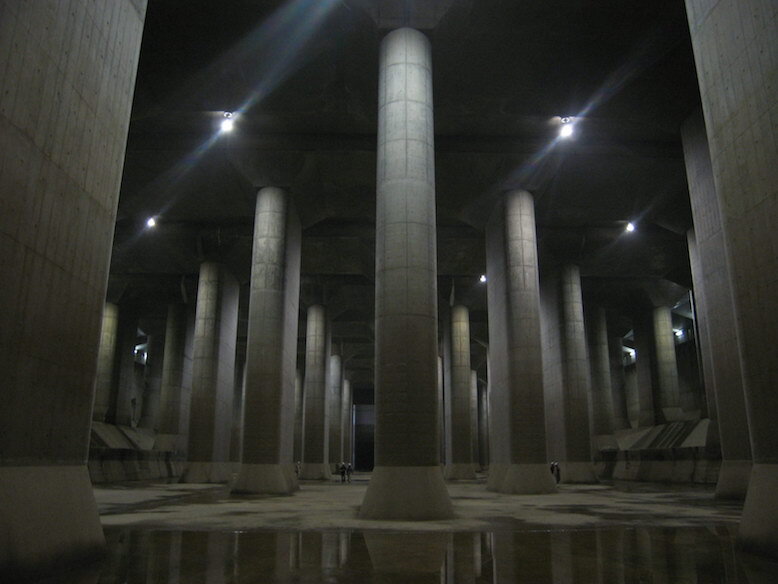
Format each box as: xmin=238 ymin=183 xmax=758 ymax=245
xmin=0 ymin=1 xmax=146 ymax=576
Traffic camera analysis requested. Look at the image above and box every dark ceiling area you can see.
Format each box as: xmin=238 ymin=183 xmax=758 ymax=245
xmin=110 ymin=0 xmax=701 ymax=393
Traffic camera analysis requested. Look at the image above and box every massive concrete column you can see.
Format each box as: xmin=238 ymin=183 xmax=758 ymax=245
xmin=157 ymin=303 xmax=189 ymax=450
xmin=478 ymin=377 xmax=490 ymax=469
xmin=341 ymin=377 xmax=353 ymax=465
xmin=139 ymin=332 xmax=164 ymax=430
xmin=652 ymin=305 xmax=684 ymax=422
xmin=233 ymin=187 xmax=301 ymax=494
xmin=93 ymin=303 xmax=119 ymax=422
xmin=685 ymin=0 xmax=778 ymax=555
xmin=608 ymin=335 xmax=631 ymax=430
xmin=0 ymin=1 xmax=146 ymax=576
xmin=588 ymin=305 xmax=616 ymax=446
xmin=327 ymin=353 xmax=343 ymax=468
xmin=181 ymin=262 xmax=239 ymax=483
xmin=486 ymin=190 xmax=556 ymax=494
xmin=559 ymin=265 xmax=597 ymax=482
xmin=470 ymin=370 xmax=479 ymax=467
xmin=360 ymin=27 xmax=453 ymax=519
xmin=632 ymin=311 xmax=657 ymax=426
xmin=293 ymin=369 xmax=304 ymax=464
xmin=300 ymin=304 xmax=330 ymax=480
xmin=114 ymin=308 xmax=141 ymax=427
xmin=444 ymin=305 xmax=476 ymax=479
xmin=682 ymin=111 xmax=750 ymax=499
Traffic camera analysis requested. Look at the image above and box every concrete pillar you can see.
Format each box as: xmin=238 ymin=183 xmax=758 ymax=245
xmin=652 ymin=305 xmax=684 ymax=422
xmin=608 ymin=335 xmax=631 ymax=430
xmin=233 ymin=187 xmax=301 ymax=494
xmin=438 ymin=354 xmax=445 ymax=462
xmin=559 ymin=265 xmax=597 ymax=482
xmin=300 ymin=304 xmax=330 ymax=480
xmin=360 ymin=27 xmax=453 ymax=520
xmin=632 ymin=311 xmax=657 ymax=426
xmin=470 ymin=370 xmax=479 ymax=469
xmin=0 ymin=1 xmax=146 ymax=576
xmin=114 ymin=308 xmax=141 ymax=427
xmin=340 ymin=377 xmax=353 ymax=465
xmin=478 ymin=379 xmax=489 ymax=469
xmin=139 ymin=332 xmax=164 ymax=430
xmin=682 ymin=111 xmax=751 ymax=499
xmin=685 ymin=0 xmax=778 ymax=555
xmin=157 ymin=304 xmax=188 ymax=449
xmin=230 ymin=359 xmax=245 ymax=464
xmin=588 ymin=306 xmax=615 ymax=440
xmin=93 ymin=303 xmax=119 ymax=422
xmin=327 ymin=353 xmax=343 ymax=468
xmin=293 ymin=369 xmax=304 ymax=465
xmin=486 ymin=190 xmax=556 ymax=494
xmin=444 ymin=305 xmax=476 ymax=479
xmin=181 ymin=262 xmax=239 ymax=483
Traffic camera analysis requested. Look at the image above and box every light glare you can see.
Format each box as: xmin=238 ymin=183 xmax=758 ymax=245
xmin=559 ymin=123 xmax=574 ymax=138
xmin=479 ymin=274 xmax=487 ymax=283
xmin=146 ymin=217 xmax=157 ymax=228
xmin=626 ymin=222 xmax=635 ymax=232
xmin=220 ymin=117 xmax=234 ymax=132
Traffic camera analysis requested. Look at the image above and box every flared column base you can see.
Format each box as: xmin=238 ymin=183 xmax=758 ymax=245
xmin=359 ymin=466 xmax=454 ymax=520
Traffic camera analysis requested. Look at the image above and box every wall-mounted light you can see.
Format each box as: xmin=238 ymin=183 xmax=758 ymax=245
xmin=146 ymin=217 xmax=157 ymax=228
xmin=625 ymin=222 xmax=635 ymax=233
xmin=559 ymin=116 xmax=574 ymax=138
xmin=479 ymin=274 xmax=487 ymax=283
xmin=220 ymin=111 xmax=234 ymax=132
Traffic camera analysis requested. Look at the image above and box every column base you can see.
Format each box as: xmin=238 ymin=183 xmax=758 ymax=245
xmin=231 ymin=463 xmax=299 ymax=495
xmin=179 ymin=461 xmax=236 ymax=483
xmin=443 ymin=463 xmax=477 ymax=480
xmin=715 ymin=459 xmax=751 ymax=500
xmin=359 ymin=466 xmax=454 ymax=520
xmin=559 ymin=461 xmax=599 ymax=484
xmin=299 ymin=463 xmax=332 ymax=480
xmin=0 ymin=465 xmax=105 ymax=579
xmin=738 ymin=463 xmax=778 ymax=557
xmin=487 ymin=463 xmax=557 ymax=494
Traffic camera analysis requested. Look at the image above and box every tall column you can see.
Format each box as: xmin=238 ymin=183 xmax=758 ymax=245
xmin=588 ymin=306 xmax=615 ymax=441
xmin=293 ymin=369 xmax=304 ymax=465
xmin=486 ymin=190 xmax=556 ymax=494
xmin=327 ymin=353 xmax=343 ymax=468
xmin=685 ymin=0 xmax=778 ymax=555
xmin=181 ymin=262 xmax=239 ymax=483
xmin=139 ymin=332 xmax=164 ymax=430
xmin=360 ymin=27 xmax=453 ymax=519
xmin=300 ymin=304 xmax=330 ymax=480
xmin=233 ymin=187 xmax=301 ymax=494
xmin=652 ymin=305 xmax=684 ymax=422
xmin=157 ymin=304 xmax=188 ymax=450
xmin=93 ymin=303 xmax=119 ymax=422
xmin=444 ymin=305 xmax=476 ymax=479
xmin=478 ymin=377 xmax=490 ymax=469
xmin=0 ymin=1 xmax=146 ymax=576
xmin=632 ymin=311 xmax=657 ymax=426
xmin=608 ymin=335 xmax=631 ymax=430
xmin=682 ymin=111 xmax=750 ymax=499
xmin=114 ymin=308 xmax=140 ymax=427
xmin=470 ymin=370 xmax=479 ymax=468
xmin=340 ymin=377 xmax=353 ymax=465
xmin=438 ymin=354 xmax=445 ymax=462
xmin=559 ymin=265 xmax=597 ymax=482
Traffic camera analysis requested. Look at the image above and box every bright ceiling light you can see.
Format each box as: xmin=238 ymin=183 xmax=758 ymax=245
xmin=479 ymin=274 xmax=487 ymax=283
xmin=220 ymin=111 xmax=235 ymax=132
xmin=559 ymin=123 xmax=574 ymax=138
xmin=146 ymin=217 xmax=157 ymax=228
xmin=625 ymin=222 xmax=635 ymax=232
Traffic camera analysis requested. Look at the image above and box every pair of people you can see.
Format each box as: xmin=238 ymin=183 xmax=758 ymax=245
xmin=338 ymin=462 xmax=353 ymax=482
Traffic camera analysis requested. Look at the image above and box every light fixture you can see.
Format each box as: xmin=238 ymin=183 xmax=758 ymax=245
xmin=559 ymin=116 xmax=574 ymax=138
xmin=625 ymin=222 xmax=635 ymax=233
xmin=479 ymin=274 xmax=487 ymax=283
xmin=146 ymin=217 xmax=157 ymax=228
xmin=220 ymin=111 xmax=234 ymax=132
xmin=674 ymin=329 xmax=684 ymax=338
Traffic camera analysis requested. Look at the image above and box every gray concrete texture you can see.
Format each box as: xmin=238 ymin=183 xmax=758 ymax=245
xmin=685 ymin=0 xmax=778 ymax=556
xmin=328 ymin=353 xmax=343 ymax=466
xmin=360 ymin=27 xmax=452 ymax=519
xmin=114 ymin=308 xmax=140 ymax=426
xmin=0 ymin=0 xmax=147 ymax=575
xmin=444 ymin=305 xmax=476 ymax=479
xmin=588 ymin=305 xmax=615 ymax=438
xmin=652 ymin=305 xmax=683 ymax=422
xmin=93 ymin=303 xmax=119 ymax=422
xmin=138 ymin=332 xmax=164 ymax=429
xmin=341 ymin=377 xmax=353 ymax=464
xmin=632 ymin=310 xmax=658 ymax=427
xmin=608 ymin=334 xmax=631 ymax=431
xmin=301 ymin=304 xmax=330 ymax=479
xmin=182 ymin=262 xmax=239 ymax=483
xmin=682 ymin=110 xmax=751 ymax=500
xmin=157 ymin=303 xmax=188 ymax=440
xmin=486 ymin=190 xmax=556 ymax=494
xmin=233 ymin=187 xmax=301 ymax=494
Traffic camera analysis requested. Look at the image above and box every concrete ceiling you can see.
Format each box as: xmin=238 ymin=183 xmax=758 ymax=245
xmin=110 ymin=0 xmax=700 ymax=392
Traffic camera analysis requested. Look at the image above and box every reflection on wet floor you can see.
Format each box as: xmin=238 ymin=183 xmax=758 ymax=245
xmin=50 ymin=524 xmax=770 ymax=583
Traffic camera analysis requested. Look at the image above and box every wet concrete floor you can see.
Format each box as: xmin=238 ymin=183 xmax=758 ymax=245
xmin=33 ymin=476 xmax=778 ymax=582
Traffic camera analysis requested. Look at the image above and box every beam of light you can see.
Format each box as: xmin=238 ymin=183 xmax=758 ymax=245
xmin=626 ymin=221 xmax=636 ymax=232
xmin=559 ymin=123 xmax=574 ymax=138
